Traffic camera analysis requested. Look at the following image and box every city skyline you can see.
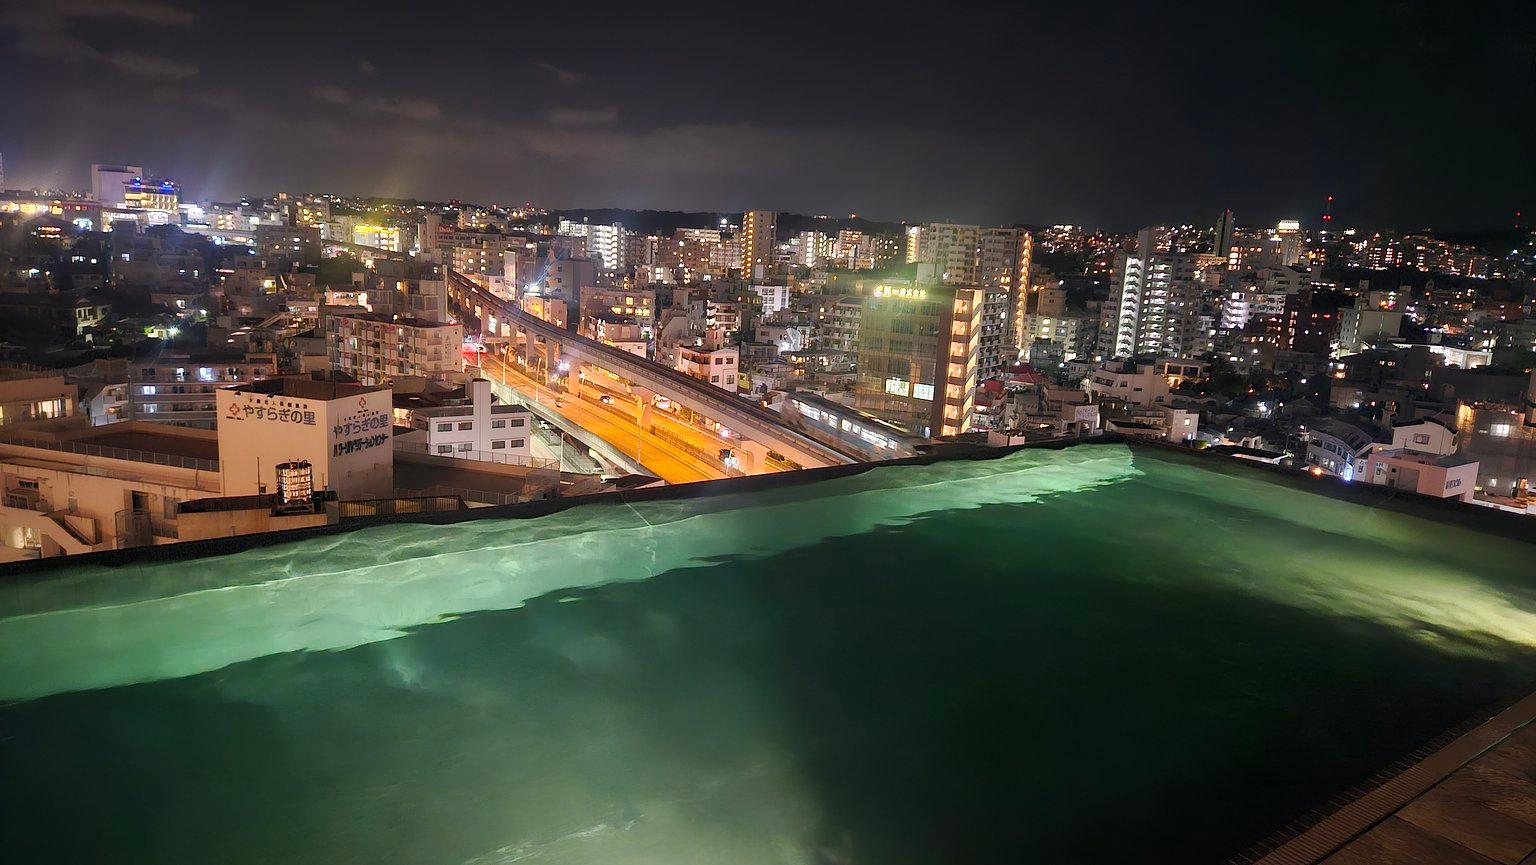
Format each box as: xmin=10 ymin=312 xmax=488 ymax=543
xmin=5 ymin=3 xmax=1536 ymax=859
xmin=2 ymin=0 xmax=1533 ymax=230
xmin=2 ymin=169 xmax=1526 ymax=242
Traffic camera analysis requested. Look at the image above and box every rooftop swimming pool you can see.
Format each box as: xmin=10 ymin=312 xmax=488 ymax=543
xmin=2 ymin=444 xmax=1534 ymax=864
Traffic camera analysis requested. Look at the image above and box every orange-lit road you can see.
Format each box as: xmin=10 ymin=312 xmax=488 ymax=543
xmin=582 ymin=372 xmax=779 ymax=473
xmin=480 ymin=353 xmax=727 ymax=485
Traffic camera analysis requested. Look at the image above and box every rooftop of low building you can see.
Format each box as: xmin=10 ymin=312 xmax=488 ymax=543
xmin=0 ymin=420 xmax=220 ymax=464
xmin=235 ymin=374 xmax=386 ymax=401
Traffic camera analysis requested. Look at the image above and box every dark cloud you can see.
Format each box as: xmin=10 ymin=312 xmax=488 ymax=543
xmin=102 ymin=51 xmax=197 ymax=80
xmin=3 ymin=0 xmax=197 ymax=79
xmin=310 ymin=85 xmax=350 ymax=105
xmin=50 ymin=0 xmax=196 ymax=25
xmin=546 ymin=106 xmax=619 ymax=127
xmin=1 ymin=0 xmax=1532 ymax=229
xmin=310 ymin=86 xmax=442 ymax=122
xmin=533 ymin=61 xmax=585 ymax=85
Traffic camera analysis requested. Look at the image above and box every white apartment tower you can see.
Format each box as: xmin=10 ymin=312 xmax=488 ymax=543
xmin=1099 ymin=228 xmax=1222 ymax=360
xmin=586 ymin=223 xmax=627 ymax=271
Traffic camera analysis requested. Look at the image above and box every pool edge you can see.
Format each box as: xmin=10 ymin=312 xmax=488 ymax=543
xmin=3 ymin=435 xmax=1534 ymax=582
xmin=1231 ymin=687 xmax=1536 ymax=864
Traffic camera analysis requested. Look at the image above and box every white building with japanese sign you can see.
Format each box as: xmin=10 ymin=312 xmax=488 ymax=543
xmin=217 ymin=377 xmax=394 ymax=500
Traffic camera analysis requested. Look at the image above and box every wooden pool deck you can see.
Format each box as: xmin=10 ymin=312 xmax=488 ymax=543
xmin=1243 ymin=690 xmax=1536 ymax=865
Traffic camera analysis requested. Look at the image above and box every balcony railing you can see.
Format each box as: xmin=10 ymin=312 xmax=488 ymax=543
xmin=3 ymin=491 xmax=48 ymax=512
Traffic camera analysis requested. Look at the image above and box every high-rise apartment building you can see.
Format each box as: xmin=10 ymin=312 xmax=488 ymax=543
xmin=537 ymin=249 xmax=598 ymax=327
xmin=624 ymin=232 xmax=657 ymax=274
xmin=586 ymin=223 xmax=627 ymax=271
xmin=450 ymin=244 xmax=511 ymax=278
xmin=557 ymin=219 xmax=627 ymax=270
xmin=1225 ymin=221 xmax=1306 ymax=270
xmin=909 ymin=223 xmax=979 ymax=282
xmin=1214 ymin=209 xmax=1236 ymax=258
xmin=796 ymin=230 xmax=832 ymax=267
xmin=1099 ymin=228 xmax=1222 ymax=360
xmin=854 ymin=283 xmax=982 ymax=438
xmin=1276 ymin=220 xmax=1304 ymax=266
xmin=291 ymin=196 xmax=330 ymax=227
xmin=366 ymin=260 xmax=451 ymax=322
xmin=904 ymin=225 xmax=923 ymax=263
xmin=740 ymin=210 xmax=777 ymax=279
xmin=826 ymin=230 xmax=873 ymax=269
xmin=979 ymin=227 xmax=1032 ymax=380
xmin=657 ymin=228 xmax=738 ymax=281
xmin=909 ymin=223 xmax=1032 ymax=383
xmin=352 ymin=224 xmax=403 ymax=252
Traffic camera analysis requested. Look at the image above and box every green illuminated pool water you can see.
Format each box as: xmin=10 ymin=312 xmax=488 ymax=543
xmin=2 ymin=444 xmax=1534 ymax=864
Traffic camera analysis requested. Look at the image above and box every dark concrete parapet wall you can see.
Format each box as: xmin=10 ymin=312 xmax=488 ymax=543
xmin=1 ymin=435 xmax=1532 ymax=580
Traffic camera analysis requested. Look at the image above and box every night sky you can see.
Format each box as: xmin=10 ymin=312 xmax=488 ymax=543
xmin=2 ymin=0 xmax=1532 ymax=230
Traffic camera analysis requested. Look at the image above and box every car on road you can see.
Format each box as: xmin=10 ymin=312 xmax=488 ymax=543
xmin=599 ymin=394 xmax=614 ymax=404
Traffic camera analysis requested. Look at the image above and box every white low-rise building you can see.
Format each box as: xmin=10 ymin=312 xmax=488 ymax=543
xmin=1362 ymin=449 xmax=1478 ymax=501
xmin=750 ymin=283 xmax=793 ymax=315
xmin=1387 ymin=416 xmax=1457 ymax=455
xmin=1085 ymin=362 xmax=1170 ymax=407
xmin=677 ymin=345 xmax=739 ymax=392
xmin=394 ymin=378 xmax=534 ymax=462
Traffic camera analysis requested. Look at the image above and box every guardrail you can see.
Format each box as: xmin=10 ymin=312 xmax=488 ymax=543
xmin=531 ymin=423 xmax=603 ymax=474
xmin=764 ymin=453 xmax=799 ymax=472
xmin=394 ymin=439 xmax=559 ymax=470
xmin=3 ymin=493 xmax=49 ymax=512
xmin=0 ymin=362 xmax=66 ymax=382
xmin=0 ymin=411 xmax=73 ymax=429
xmin=646 ymin=424 xmax=745 ymax=477
xmin=0 ymin=435 xmax=220 ymax=472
